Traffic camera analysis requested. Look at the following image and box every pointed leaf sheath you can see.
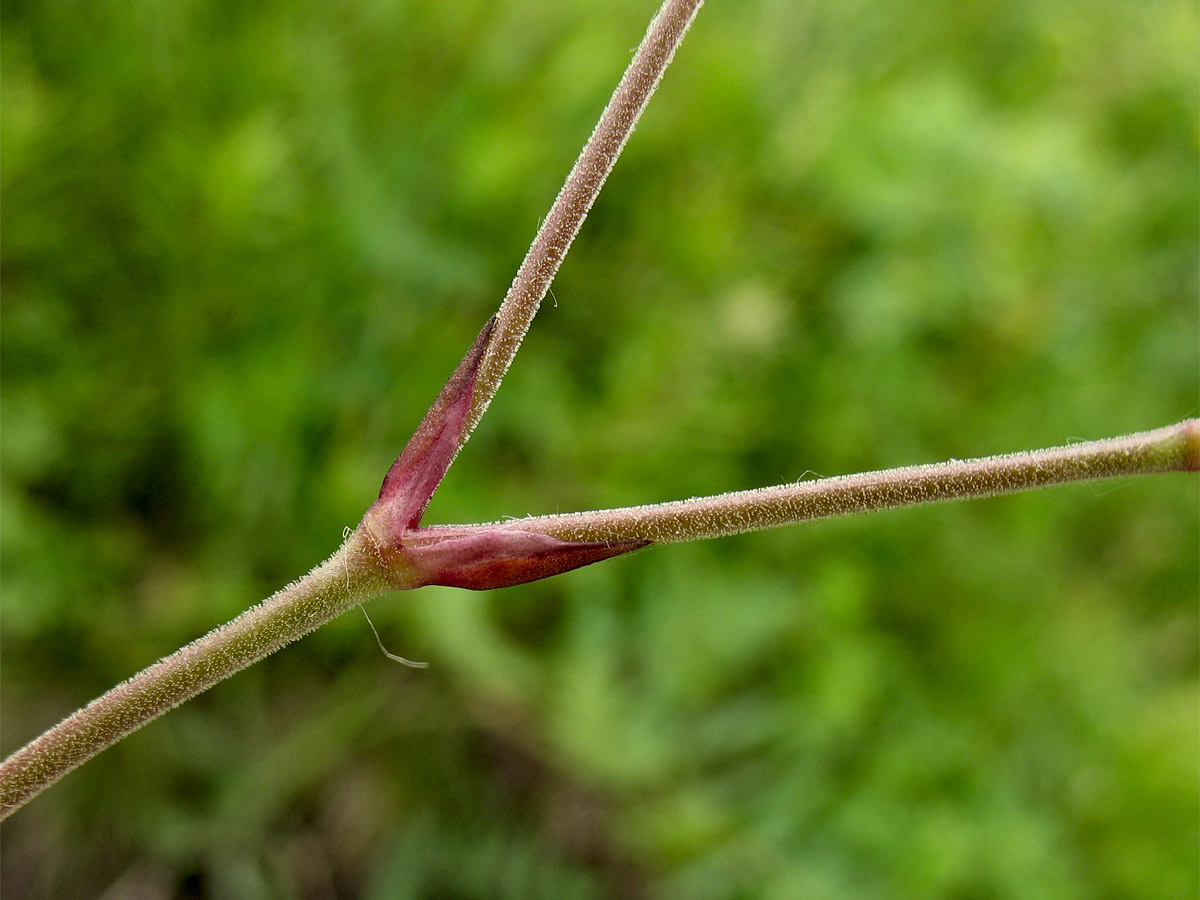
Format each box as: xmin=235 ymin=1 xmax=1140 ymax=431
xmin=371 ymin=316 xmax=497 ymax=538
xmin=361 ymin=316 xmax=649 ymax=591
xmin=404 ymin=528 xmax=648 ymax=590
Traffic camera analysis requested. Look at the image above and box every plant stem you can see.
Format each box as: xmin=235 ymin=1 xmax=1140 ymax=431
xmin=0 ymin=529 xmax=396 ymax=820
xmin=0 ymin=0 xmax=711 ymax=822
xmin=4 ymin=0 xmax=1194 ymax=825
xmin=3 ymin=419 xmax=1193 ymax=821
xmin=487 ymin=420 xmax=1200 ymax=544
xmin=467 ymin=0 xmax=705 ymax=435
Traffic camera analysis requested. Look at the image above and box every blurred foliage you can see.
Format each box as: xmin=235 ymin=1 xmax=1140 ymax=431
xmin=1 ymin=0 xmax=1197 ymax=897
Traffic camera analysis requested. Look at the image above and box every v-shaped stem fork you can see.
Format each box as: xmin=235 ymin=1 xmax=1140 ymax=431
xmin=2 ymin=0 xmax=1194 ymax=820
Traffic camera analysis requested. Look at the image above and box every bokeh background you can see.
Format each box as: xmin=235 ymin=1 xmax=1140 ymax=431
xmin=2 ymin=0 xmax=1197 ymax=897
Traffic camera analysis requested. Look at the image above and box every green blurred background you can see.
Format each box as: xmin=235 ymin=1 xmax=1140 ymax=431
xmin=2 ymin=0 xmax=1196 ymax=897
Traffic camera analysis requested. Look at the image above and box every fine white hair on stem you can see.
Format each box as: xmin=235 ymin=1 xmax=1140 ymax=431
xmin=361 ymin=605 xmax=428 ymax=668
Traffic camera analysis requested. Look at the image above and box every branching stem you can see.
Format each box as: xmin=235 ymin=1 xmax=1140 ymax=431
xmin=0 ymin=0 xmax=708 ymax=822
xmin=2 ymin=0 xmax=1193 ymax=824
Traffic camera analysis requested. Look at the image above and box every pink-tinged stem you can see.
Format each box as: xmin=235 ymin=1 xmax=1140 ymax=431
xmin=487 ymin=420 xmax=1200 ymax=545
xmin=467 ymin=0 xmax=705 ymax=434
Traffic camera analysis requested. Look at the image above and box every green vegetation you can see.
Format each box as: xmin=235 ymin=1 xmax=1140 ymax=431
xmin=2 ymin=0 xmax=1196 ymax=897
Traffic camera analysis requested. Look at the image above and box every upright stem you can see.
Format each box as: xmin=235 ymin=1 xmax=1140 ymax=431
xmin=467 ymin=0 xmax=705 ymax=434
xmin=0 ymin=529 xmax=395 ymax=818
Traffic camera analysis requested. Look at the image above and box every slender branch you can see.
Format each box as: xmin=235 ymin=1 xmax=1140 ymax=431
xmin=466 ymin=0 xmax=705 ymax=435
xmin=0 ymin=530 xmax=398 ymax=819
xmin=478 ymin=420 xmax=1200 ymax=544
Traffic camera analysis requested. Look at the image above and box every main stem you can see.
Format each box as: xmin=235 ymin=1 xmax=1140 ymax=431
xmin=0 ymin=529 xmax=395 ymax=819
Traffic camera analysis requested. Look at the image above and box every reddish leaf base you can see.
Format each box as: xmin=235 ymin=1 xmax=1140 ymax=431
xmin=362 ymin=317 xmax=648 ymax=591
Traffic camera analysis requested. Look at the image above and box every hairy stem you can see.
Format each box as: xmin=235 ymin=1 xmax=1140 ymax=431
xmin=487 ymin=420 xmax=1200 ymax=544
xmin=0 ymin=529 xmax=396 ymax=820
xmin=5 ymin=0 xmax=1193 ymax=825
xmin=467 ymin=0 xmax=705 ymax=435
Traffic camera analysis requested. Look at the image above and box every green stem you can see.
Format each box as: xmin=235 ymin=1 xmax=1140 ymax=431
xmin=0 ymin=529 xmax=396 ymax=820
xmin=493 ymin=420 xmax=1200 ymax=544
